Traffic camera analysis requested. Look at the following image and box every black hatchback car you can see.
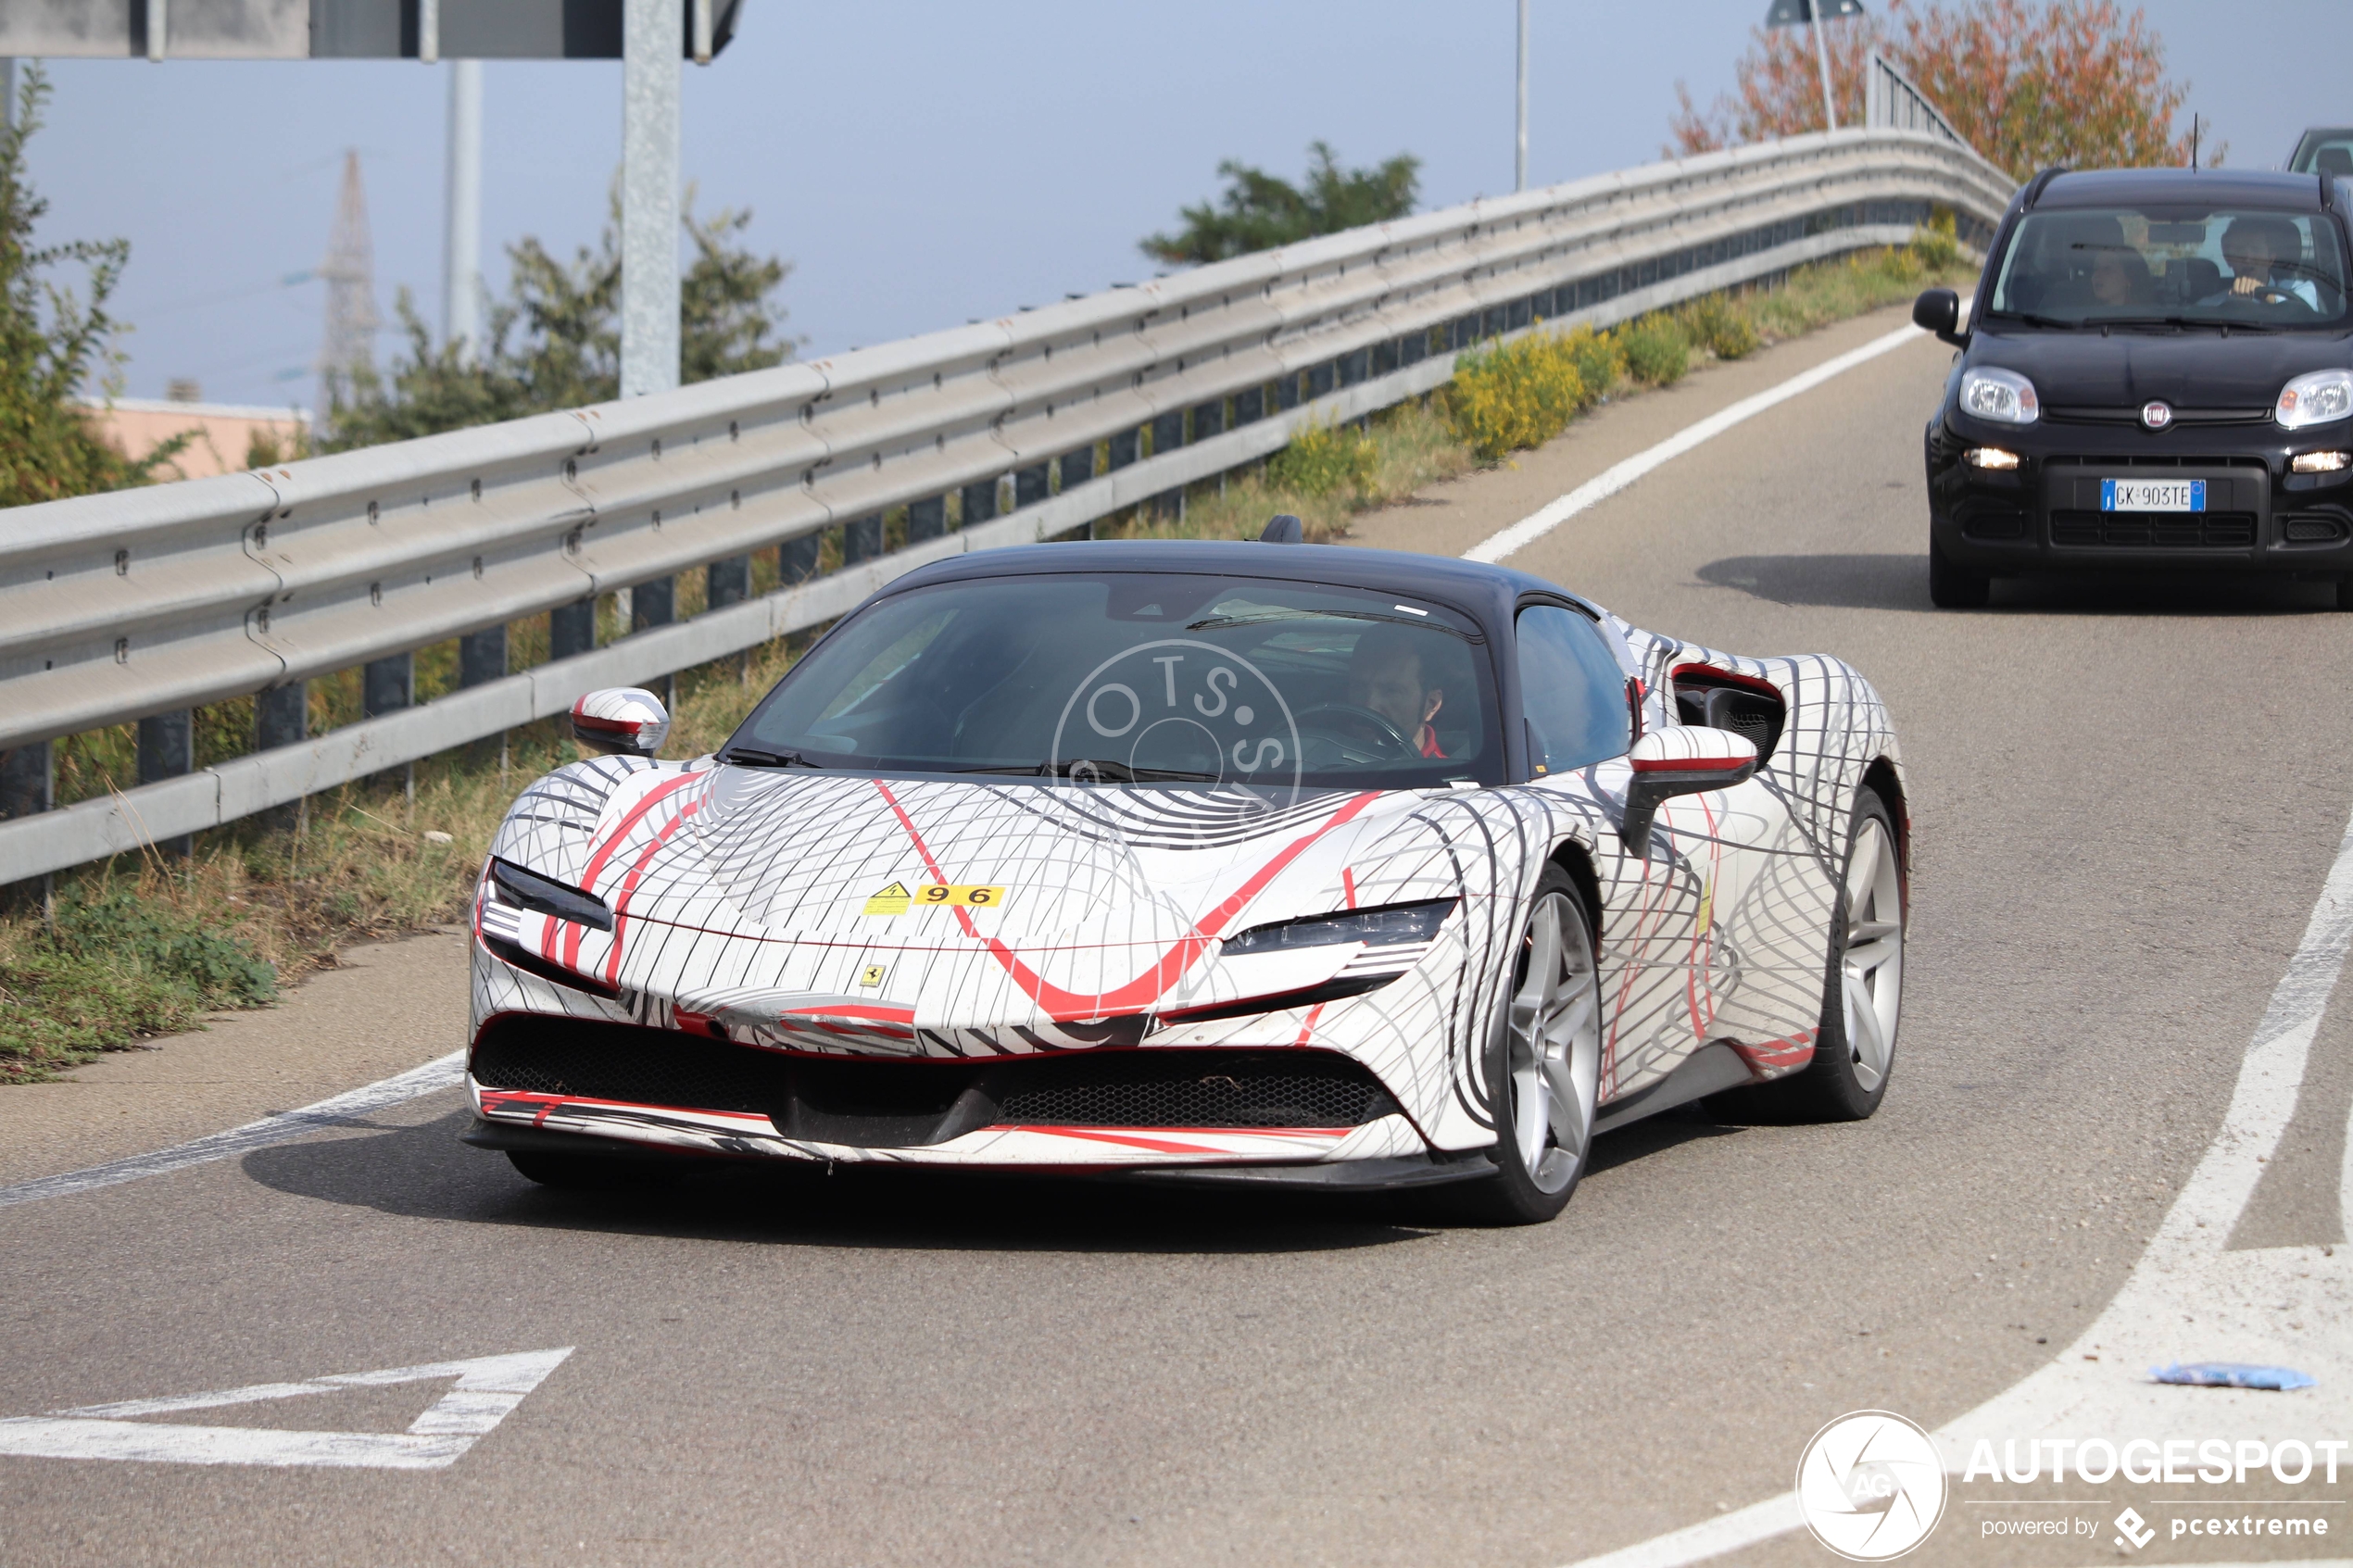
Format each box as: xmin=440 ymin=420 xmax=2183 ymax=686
xmin=1913 ymin=168 xmax=2353 ymax=608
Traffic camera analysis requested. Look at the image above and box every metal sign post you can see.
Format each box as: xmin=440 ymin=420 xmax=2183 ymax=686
xmin=1765 ymin=0 xmax=1865 ymax=136
xmin=621 ymin=0 xmax=682 ymax=398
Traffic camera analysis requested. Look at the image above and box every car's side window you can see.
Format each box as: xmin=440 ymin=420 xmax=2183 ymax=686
xmin=1515 ymin=605 xmax=1631 ymax=776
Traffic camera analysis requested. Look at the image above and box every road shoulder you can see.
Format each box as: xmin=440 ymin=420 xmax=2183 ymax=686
xmin=0 ymin=928 xmax=469 ymax=1186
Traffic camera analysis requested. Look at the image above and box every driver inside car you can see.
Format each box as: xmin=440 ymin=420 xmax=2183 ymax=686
xmin=1345 ymin=624 xmax=1448 ymax=759
xmin=2201 ymin=216 xmax=2319 ymax=307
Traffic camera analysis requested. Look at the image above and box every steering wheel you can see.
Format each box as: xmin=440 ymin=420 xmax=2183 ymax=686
xmin=1296 ymin=702 xmax=1416 ymax=760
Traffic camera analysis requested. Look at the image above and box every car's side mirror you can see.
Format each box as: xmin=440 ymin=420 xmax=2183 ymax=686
xmin=1912 ymin=287 xmax=1967 ymax=347
xmin=1619 ymin=726 xmax=1759 ymax=855
xmin=571 ymin=687 xmax=671 ymax=758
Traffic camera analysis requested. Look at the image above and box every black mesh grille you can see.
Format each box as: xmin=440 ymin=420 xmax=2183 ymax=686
xmin=2050 ymin=510 xmax=2257 ymax=548
xmin=471 ymin=1018 xmax=1400 ymax=1145
xmin=2283 ymin=513 xmax=2350 ymax=544
xmin=993 ymin=1052 xmax=1399 ymax=1130
xmin=472 ymin=1016 xmax=788 ymax=1113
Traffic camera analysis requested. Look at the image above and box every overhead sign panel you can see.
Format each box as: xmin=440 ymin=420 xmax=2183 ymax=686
xmin=0 ymin=0 xmax=740 ymax=58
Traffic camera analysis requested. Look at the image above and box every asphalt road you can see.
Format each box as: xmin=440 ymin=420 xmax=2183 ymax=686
xmin=6 ymin=306 xmax=2352 ymax=1566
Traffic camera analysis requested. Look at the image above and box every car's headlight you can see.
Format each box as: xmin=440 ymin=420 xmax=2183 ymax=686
xmin=487 ymin=858 xmax=613 ymax=931
xmin=1958 ymin=367 xmax=2040 ymax=425
xmin=2277 ymin=369 xmax=2353 ymax=430
xmin=1222 ymin=899 xmax=1456 ymax=957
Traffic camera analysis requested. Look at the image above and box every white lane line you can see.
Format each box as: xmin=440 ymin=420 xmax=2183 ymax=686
xmin=0 ymin=1049 xmax=466 ymax=1211
xmin=1556 ymin=810 xmax=2353 ymax=1568
xmin=1462 ymin=303 xmax=1966 ymax=566
xmin=0 ymin=1346 xmax=572 ymax=1470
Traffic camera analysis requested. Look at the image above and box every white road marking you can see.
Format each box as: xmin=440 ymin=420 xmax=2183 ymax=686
xmin=0 ymin=1347 xmax=572 ymax=1470
xmin=1557 ymin=812 xmax=2353 ymax=1568
xmin=1462 ymin=304 xmax=1967 ymax=566
xmin=0 ymin=1049 xmax=466 ymax=1211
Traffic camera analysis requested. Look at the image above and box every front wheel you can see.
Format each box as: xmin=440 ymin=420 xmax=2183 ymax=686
xmin=1460 ymin=868 xmax=1604 ymax=1225
xmin=1928 ymin=537 xmax=1989 ymax=608
xmin=1712 ymin=789 xmax=1905 ymax=1123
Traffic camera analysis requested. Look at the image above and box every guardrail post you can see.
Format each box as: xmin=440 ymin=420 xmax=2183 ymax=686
xmin=255 ymin=683 xmax=308 ymax=829
xmin=843 ymin=515 xmax=882 ymax=565
xmin=1306 ymin=361 xmax=1335 ymax=400
xmin=459 ymin=626 xmax=507 ymax=687
xmin=780 ymin=533 xmax=822 ymax=585
xmin=707 ymin=554 xmax=750 ymax=608
xmin=1108 ymin=428 xmax=1139 ymax=471
xmin=631 ymin=577 xmax=674 ymax=631
xmin=960 ymin=477 xmax=998 ymax=533
xmin=1013 ymin=464 xmax=1049 ymax=510
xmin=363 ymin=652 xmax=414 ymax=801
xmin=1148 ymin=410 xmax=1184 ymax=521
xmin=906 ymin=495 xmax=946 ymax=545
xmin=0 ymin=741 xmax=51 ymax=913
xmin=136 ymin=710 xmax=195 ymax=858
xmin=551 ymin=598 xmax=597 ymax=660
xmin=1275 ymin=371 xmax=1300 ymax=412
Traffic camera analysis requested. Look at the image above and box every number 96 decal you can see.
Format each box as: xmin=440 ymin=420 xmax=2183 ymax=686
xmin=919 ymin=884 xmax=1005 ymax=907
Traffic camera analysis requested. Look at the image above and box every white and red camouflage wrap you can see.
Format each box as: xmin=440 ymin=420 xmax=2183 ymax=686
xmin=468 ymin=608 xmax=1902 ymax=1173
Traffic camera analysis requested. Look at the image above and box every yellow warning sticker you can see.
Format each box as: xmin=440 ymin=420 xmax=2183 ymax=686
xmin=862 ymin=881 xmax=912 ymax=916
xmin=857 ymin=963 xmax=887 ymax=988
xmin=915 ymin=884 xmax=1006 ymax=909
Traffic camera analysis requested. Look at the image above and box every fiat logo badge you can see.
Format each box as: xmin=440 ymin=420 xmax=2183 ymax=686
xmin=2141 ymin=400 xmax=2173 ymax=430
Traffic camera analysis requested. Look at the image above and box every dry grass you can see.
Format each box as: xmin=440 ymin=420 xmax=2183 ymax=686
xmin=1 ymin=237 xmax=1973 ymax=1082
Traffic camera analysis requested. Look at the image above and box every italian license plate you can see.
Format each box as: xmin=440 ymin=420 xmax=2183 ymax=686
xmin=2102 ymin=478 xmax=2206 ymax=512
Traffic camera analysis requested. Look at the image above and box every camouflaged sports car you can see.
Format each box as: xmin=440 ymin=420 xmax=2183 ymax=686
xmin=463 ymin=534 xmax=1906 ymax=1223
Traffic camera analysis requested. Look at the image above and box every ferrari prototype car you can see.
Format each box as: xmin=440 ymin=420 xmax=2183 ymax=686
xmin=463 ymin=536 xmax=1907 ymax=1223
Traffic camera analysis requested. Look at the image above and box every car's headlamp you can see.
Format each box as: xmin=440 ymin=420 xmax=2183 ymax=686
xmin=487 ymin=858 xmax=613 ymax=931
xmin=1222 ymin=898 xmax=1456 ymax=957
xmin=2277 ymin=369 xmax=2353 ymax=430
xmin=1958 ymin=367 xmax=2040 ymax=425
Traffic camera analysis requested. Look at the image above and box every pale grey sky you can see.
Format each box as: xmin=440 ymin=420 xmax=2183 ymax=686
xmin=20 ymin=1 xmax=2347 ymax=412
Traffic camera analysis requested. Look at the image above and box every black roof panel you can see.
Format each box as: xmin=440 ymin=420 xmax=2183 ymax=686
xmin=882 ymin=540 xmax=1599 ymax=630
xmin=2039 ymin=168 xmax=2326 ymax=212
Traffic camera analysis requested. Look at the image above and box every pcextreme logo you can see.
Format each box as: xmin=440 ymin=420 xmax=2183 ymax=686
xmin=1796 ymin=1411 xmax=1949 ymax=1561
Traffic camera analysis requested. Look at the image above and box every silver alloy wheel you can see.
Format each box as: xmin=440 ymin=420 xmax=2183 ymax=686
xmin=1840 ymin=816 xmax=1905 ymax=1092
xmin=1506 ymin=891 xmax=1603 ymax=1194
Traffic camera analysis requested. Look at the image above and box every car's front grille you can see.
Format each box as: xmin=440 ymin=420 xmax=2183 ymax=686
xmin=994 ymin=1051 xmax=1398 ymax=1129
xmin=2044 ymin=407 xmax=2270 ymax=427
xmin=471 ymin=1015 xmax=1400 ymax=1147
xmin=2050 ymin=510 xmax=2257 ymax=548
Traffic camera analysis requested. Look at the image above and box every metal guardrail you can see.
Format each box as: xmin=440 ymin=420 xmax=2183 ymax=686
xmin=0 ymin=127 xmax=2015 ymax=886
xmin=1866 ymin=51 xmax=1975 ymax=157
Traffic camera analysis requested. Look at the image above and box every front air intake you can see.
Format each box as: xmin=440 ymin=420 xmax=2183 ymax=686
xmin=471 ymin=1016 xmax=1402 ymax=1147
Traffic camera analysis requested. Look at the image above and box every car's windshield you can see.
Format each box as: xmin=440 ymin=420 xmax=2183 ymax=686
xmin=728 ymin=571 xmax=1505 ymax=789
xmin=1988 ymin=206 xmax=2350 ymax=328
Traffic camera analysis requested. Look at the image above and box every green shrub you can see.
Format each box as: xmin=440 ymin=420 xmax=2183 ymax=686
xmin=1445 ymin=332 xmax=1590 ymax=460
xmin=1619 ymin=317 xmax=1692 ymax=385
xmin=1267 ymin=415 xmax=1381 ymax=498
xmin=1560 ymin=326 xmax=1626 ymax=400
xmin=1911 ymin=208 xmax=1961 ymax=271
xmin=1677 ymin=294 xmax=1761 ymax=360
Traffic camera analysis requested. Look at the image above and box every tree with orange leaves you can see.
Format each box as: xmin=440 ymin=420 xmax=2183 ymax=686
xmin=1669 ymin=0 xmax=2215 ymax=177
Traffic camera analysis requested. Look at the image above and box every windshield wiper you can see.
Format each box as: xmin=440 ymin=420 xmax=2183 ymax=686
xmin=1991 ymin=311 xmax=2082 ymax=330
xmin=720 ymin=746 xmax=823 ymax=768
xmin=957 ymin=759 xmax=1219 ymax=782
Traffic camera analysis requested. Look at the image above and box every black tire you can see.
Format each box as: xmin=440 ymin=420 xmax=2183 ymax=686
xmin=1928 ymin=538 xmax=1990 ymax=608
xmin=1707 ymin=789 xmax=1904 ymax=1124
xmin=2335 ymin=576 xmax=2353 ymax=612
xmin=506 ymin=1148 xmax=672 ymax=1190
xmin=1458 ymin=867 xmax=1603 ymax=1225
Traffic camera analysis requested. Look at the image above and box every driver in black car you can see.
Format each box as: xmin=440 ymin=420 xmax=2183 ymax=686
xmin=2201 ymin=215 xmax=2319 ymax=308
xmin=1345 ymin=624 xmax=1448 ymax=759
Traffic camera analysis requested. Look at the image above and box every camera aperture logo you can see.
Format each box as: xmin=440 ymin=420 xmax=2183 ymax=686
xmin=1797 ymin=1411 xmax=1948 ymax=1561
xmin=1051 ymin=640 xmax=1302 ymax=798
